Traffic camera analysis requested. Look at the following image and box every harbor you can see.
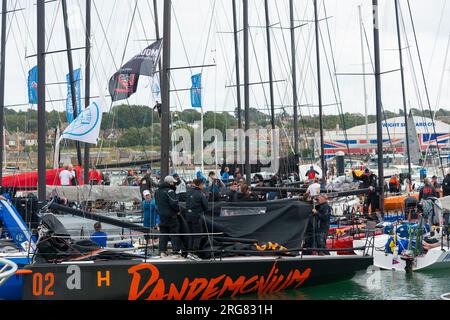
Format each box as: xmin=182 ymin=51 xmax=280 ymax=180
xmin=0 ymin=0 xmax=450 ymax=305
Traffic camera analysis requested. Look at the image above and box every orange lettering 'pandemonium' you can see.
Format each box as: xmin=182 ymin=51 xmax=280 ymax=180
xmin=127 ymin=262 xmax=311 ymax=300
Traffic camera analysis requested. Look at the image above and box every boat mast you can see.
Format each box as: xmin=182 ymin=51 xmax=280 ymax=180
xmin=61 ymin=0 xmax=82 ymax=167
xmin=264 ymin=0 xmax=275 ymax=130
xmin=160 ymin=0 xmax=171 ymax=178
xmin=153 ymin=0 xmax=162 ymax=71
xmin=314 ymin=0 xmax=325 ymax=175
xmin=232 ymin=0 xmax=242 ymax=130
xmin=83 ymin=0 xmax=91 ymax=185
xmin=394 ymin=0 xmax=412 ymax=179
xmin=243 ymin=0 xmax=251 ymax=185
xmin=358 ymin=5 xmax=370 ymax=155
xmin=37 ymin=0 xmax=46 ymax=201
xmin=372 ymin=0 xmax=385 ymax=215
xmin=289 ymin=0 xmax=299 ymax=165
xmin=0 ymin=0 xmax=6 ymax=186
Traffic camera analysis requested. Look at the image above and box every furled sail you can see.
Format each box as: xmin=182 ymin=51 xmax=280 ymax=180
xmin=407 ymin=112 xmax=421 ymax=165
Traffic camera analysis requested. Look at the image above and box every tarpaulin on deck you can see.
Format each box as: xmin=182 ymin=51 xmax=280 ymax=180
xmin=198 ymin=199 xmax=312 ymax=255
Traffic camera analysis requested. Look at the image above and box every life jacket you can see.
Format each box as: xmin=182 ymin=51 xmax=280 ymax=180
xmin=422 ymin=186 xmax=434 ymax=197
xmin=389 ymin=177 xmax=399 ymax=189
xmin=307 ymin=170 xmax=317 ymax=180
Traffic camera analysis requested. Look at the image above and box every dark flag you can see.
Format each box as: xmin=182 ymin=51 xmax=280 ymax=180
xmin=109 ymin=39 xmax=163 ymax=102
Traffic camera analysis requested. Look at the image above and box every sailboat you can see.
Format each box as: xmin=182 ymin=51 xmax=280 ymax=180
xmin=0 ymin=0 xmax=374 ymax=300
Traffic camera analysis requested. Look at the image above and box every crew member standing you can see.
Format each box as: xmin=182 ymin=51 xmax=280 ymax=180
xmin=312 ymin=194 xmax=332 ymax=255
xmin=443 ymin=169 xmax=450 ymax=197
xmin=419 ymin=178 xmax=437 ymax=201
xmin=305 ymin=166 xmax=320 ymax=182
xmin=389 ymin=174 xmax=400 ymax=193
xmin=59 ymin=164 xmax=75 ymax=186
xmin=185 ymin=178 xmax=208 ymax=253
xmin=155 ymin=176 xmax=182 ymax=257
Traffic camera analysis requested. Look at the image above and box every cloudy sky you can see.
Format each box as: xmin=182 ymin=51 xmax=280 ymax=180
xmin=2 ymin=0 xmax=450 ymax=119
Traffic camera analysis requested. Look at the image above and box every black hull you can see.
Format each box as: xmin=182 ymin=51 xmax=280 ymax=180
xmin=22 ymin=255 xmax=372 ymax=300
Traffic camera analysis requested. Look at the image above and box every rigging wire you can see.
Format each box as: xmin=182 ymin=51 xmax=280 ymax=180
xmin=406 ymin=0 xmax=444 ymax=175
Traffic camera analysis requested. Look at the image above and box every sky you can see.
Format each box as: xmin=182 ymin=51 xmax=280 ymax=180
xmin=2 ymin=0 xmax=450 ymax=119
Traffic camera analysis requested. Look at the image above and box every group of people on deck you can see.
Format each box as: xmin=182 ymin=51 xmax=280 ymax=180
xmin=81 ymin=164 xmax=450 ymax=257
xmin=133 ymin=164 xmax=335 ymax=258
xmin=58 ymin=163 xmax=107 ymax=186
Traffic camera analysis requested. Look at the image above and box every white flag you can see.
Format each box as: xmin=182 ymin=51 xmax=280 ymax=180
xmin=60 ymin=101 xmax=103 ymax=145
xmin=151 ymin=74 xmax=161 ymax=103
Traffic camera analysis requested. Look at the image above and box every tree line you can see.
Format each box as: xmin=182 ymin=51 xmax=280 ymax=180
xmin=4 ymin=105 xmax=450 ymax=147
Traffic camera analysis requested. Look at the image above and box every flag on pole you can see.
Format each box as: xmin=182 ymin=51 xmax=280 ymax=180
xmin=190 ymin=73 xmax=202 ymax=108
xmin=151 ymin=74 xmax=161 ymax=103
xmin=109 ymin=39 xmax=162 ymax=102
xmin=28 ymin=66 xmax=38 ymax=104
xmin=59 ymin=101 xmax=103 ymax=145
xmin=66 ymin=68 xmax=82 ymax=123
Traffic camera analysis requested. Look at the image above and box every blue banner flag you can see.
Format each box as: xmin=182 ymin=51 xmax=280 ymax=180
xmin=66 ymin=68 xmax=82 ymax=123
xmin=190 ymin=73 xmax=202 ymax=108
xmin=28 ymin=66 xmax=38 ymax=104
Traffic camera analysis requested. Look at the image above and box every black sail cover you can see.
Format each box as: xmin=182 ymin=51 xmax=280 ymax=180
xmin=194 ymin=199 xmax=312 ymax=257
xmin=109 ymin=39 xmax=163 ymax=101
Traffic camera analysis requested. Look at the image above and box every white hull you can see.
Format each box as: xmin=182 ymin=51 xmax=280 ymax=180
xmin=354 ymin=235 xmax=450 ymax=272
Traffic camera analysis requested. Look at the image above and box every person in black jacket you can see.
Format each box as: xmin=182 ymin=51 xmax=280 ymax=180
xmin=185 ymin=178 xmax=208 ymax=252
xmin=154 ymin=176 xmax=182 ymax=257
xmin=313 ymin=195 xmax=332 ymax=255
xmin=352 ymin=168 xmax=380 ymax=220
xmin=419 ymin=178 xmax=438 ymax=201
xmin=443 ymin=170 xmax=450 ymax=197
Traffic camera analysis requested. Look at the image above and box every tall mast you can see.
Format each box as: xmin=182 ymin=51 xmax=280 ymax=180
xmin=0 ymin=0 xmax=6 ymax=186
xmin=243 ymin=0 xmax=250 ymax=185
xmin=314 ymin=0 xmax=325 ymax=175
xmin=358 ymin=5 xmax=369 ymax=154
xmin=160 ymin=0 xmax=171 ymax=178
xmin=372 ymin=0 xmax=385 ymax=215
xmin=61 ymin=0 xmax=82 ymax=167
xmin=394 ymin=0 xmax=412 ymax=179
xmin=83 ymin=0 xmax=91 ymax=185
xmin=289 ymin=0 xmax=299 ymax=160
xmin=264 ymin=0 xmax=275 ymax=130
xmin=153 ymin=0 xmax=162 ymax=71
xmin=37 ymin=0 xmax=46 ymax=201
xmin=232 ymin=0 xmax=242 ymax=130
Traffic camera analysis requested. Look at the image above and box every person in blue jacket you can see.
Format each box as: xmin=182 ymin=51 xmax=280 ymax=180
xmin=90 ymin=222 xmax=107 ymax=247
xmin=143 ymin=190 xmax=160 ymax=229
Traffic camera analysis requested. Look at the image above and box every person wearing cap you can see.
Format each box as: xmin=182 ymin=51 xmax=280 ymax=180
xmin=173 ymin=173 xmax=187 ymax=202
xmin=185 ymin=178 xmax=209 ymax=253
xmin=312 ymin=195 xmax=332 ymax=255
xmin=142 ymin=190 xmax=160 ymax=229
xmin=154 ymin=176 xmax=182 ymax=257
